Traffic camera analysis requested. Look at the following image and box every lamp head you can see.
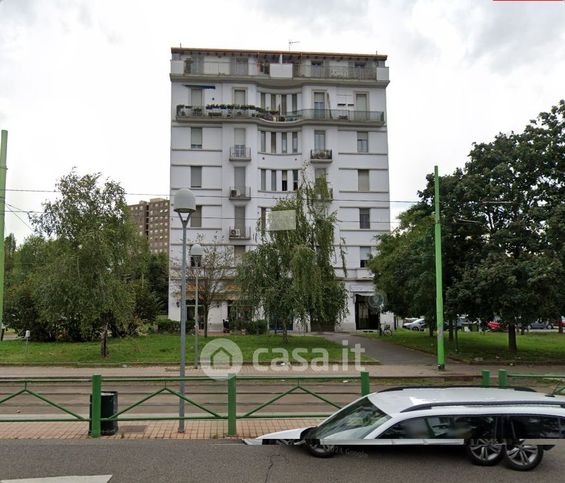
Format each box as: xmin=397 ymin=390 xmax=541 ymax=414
xmin=174 ymin=188 xmax=196 ymax=213
xmin=190 ymin=243 xmax=203 ymax=258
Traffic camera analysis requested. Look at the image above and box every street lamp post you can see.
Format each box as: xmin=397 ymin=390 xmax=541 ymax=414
xmin=173 ymin=188 xmax=196 ymax=433
xmin=190 ymin=243 xmax=203 ymax=369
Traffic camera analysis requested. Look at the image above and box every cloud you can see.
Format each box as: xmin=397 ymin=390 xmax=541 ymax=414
xmin=250 ymin=0 xmax=372 ymax=33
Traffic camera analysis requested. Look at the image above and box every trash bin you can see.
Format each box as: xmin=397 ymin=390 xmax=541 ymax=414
xmin=89 ymin=391 xmax=119 ymax=436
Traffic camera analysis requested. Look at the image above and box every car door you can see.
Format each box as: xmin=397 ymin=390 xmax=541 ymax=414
xmin=375 ymin=417 xmax=428 ymax=445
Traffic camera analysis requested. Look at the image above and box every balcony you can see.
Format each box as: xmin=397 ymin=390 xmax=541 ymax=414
xmin=310 ymin=149 xmax=333 ymax=162
xmin=229 ymin=146 xmax=251 ymax=161
xmin=229 ymin=186 xmax=251 ymax=201
xmin=293 ymin=64 xmax=377 ymax=80
xmin=172 ymin=60 xmax=388 ymax=82
xmin=176 ymin=105 xmax=385 ymax=126
xmin=229 ymin=226 xmax=251 ymax=240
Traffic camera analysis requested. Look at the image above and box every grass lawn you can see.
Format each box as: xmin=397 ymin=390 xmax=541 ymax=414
xmin=364 ymin=330 xmax=565 ymax=364
xmin=0 ymin=334 xmax=370 ymax=365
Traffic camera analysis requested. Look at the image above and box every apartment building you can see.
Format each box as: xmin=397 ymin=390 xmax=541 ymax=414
xmin=128 ymin=198 xmax=170 ymax=254
xmin=169 ymin=47 xmax=391 ymax=331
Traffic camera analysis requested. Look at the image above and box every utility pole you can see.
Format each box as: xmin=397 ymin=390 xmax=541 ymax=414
xmin=434 ymin=165 xmax=445 ymax=370
xmin=0 ymin=130 xmax=8 ymax=342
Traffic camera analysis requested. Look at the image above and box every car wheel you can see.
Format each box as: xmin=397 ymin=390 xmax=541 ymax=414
xmin=504 ymin=441 xmax=544 ymax=471
xmin=465 ymin=439 xmax=505 ymax=466
xmin=304 ymin=438 xmax=336 ymax=458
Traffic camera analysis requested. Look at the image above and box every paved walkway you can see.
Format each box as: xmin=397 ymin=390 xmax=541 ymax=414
xmin=319 ymin=332 xmax=445 ymax=366
xmin=0 ymin=418 xmax=321 ymax=440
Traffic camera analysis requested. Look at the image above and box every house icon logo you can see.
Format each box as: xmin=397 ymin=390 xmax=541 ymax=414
xmin=200 ymin=339 xmax=243 ymax=379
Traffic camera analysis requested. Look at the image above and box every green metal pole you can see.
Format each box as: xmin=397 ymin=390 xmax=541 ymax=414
xmin=360 ymin=371 xmax=370 ymax=396
xmin=434 ymin=166 xmax=445 ymax=370
xmin=227 ymin=373 xmax=237 ymax=436
xmin=498 ymin=369 xmax=508 ymax=388
xmin=0 ymin=130 xmax=7 ymax=342
xmin=481 ymin=370 xmax=491 ymax=387
xmin=90 ymin=374 xmax=102 ymax=438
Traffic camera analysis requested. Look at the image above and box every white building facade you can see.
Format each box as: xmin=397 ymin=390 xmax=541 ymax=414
xmin=168 ymin=47 xmax=391 ymax=332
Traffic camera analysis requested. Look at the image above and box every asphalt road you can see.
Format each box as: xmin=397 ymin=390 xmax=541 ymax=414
xmin=1 ymin=440 xmax=564 ymax=482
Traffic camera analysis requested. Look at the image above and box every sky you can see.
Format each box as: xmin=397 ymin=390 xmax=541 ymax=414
xmin=1 ymin=0 xmax=564 ymax=242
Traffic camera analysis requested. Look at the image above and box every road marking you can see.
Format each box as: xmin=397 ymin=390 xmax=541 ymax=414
xmin=1 ymin=476 xmax=112 ymax=483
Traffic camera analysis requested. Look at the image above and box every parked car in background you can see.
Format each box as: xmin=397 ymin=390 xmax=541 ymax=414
xmin=246 ymin=386 xmax=565 ymax=472
xmin=487 ymin=320 xmax=506 ymax=332
xmin=528 ymin=320 xmax=554 ymax=330
xmin=403 ymin=318 xmax=426 ymax=331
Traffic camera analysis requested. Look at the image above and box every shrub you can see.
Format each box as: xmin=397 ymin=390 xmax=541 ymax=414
xmin=246 ymin=319 xmax=268 ymax=335
xmin=157 ymin=318 xmax=195 ymax=334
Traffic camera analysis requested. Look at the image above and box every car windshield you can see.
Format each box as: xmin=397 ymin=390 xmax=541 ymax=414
xmin=310 ymin=396 xmax=390 ymax=440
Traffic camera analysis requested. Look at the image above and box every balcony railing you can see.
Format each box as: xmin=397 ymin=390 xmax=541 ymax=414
xmin=293 ymin=64 xmax=377 ymax=80
xmin=229 ymin=146 xmax=251 ymax=160
xmin=229 ymin=186 xmax=251 ymax=200
xmin=176 ymin=105 xmax=384 ymax=125
xmin=178 ymin=61 xmax=382 ymax=81
xmin=229 ymin=226 xmax=251 ymax=240
xmin=310 ymin=149 xmax=333 ymax=161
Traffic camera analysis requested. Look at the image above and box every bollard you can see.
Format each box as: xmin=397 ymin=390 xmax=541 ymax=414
xmin=227 ymin=373 xmax=237 ymax=436
xmin=481 ymin=370 xmax=491 ymax=387
xmin=360 ymin=371 xmax=370 ymax=396
xmin=498 ymin=369 xmax=508 ymax=388
xmin=90 ymin=374 xmax=102 ymax=438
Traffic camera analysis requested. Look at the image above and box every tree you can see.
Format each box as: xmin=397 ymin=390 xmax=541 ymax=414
xmin=188 ymin=235 xmax=234 ymax=338
xmin=32 ymin=171 xmax=146 ymax=355
xmin=370 ymin=100 xmax=565 ymax=353
xmin=145 ymin=252 xmax=169 ymax=314
xmin=236 ymin=175 xmax=348 ymax=341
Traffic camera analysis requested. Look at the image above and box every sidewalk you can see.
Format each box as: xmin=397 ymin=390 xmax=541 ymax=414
xmin=0 ymin=418 xmax=322 ymax=440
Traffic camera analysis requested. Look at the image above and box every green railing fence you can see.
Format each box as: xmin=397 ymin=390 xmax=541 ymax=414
xmin=481 ymin=369 xmax=565 ymax=395
xmin=0 ymin=372 xmax=372 ymax=438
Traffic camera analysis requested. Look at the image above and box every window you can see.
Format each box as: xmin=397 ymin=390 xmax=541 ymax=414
xmin=293 ymin=170 xmax=299 ymax=191
xmin=380 ymin=416 xmax=497 ymax=440
xmin=282 ymin=171 xmax=288 ymax=192
xmin=271 ymin=170 xmax=277 ymax=191
xmin=314 ymin=92 xmax=325 ymax=118
xmin=191 ymin=88 xmax=203 ymax=107
xmin=260 ymin=169 xmax=266 ymax=191
xmin=190 ymin=205 xmax=202 ymax=227
xmin=291 ymin=93 xmax=298 ymax=112
xmin=360 ymin=247 xmax=371 ymax=268
xmin=270 ymin=132 xmax=276 ymax=153
xmin=191 ymin=166 xmax=202 ymax=188
xmin=235 ymin=206 xmax=245 ymax=232
xmin=234 ymin=89 xmax=246 ymax=106
xmin=260 ymin=131 xmax=266 ymax=152
xmin=357 ymin=132 xmax=369 ymax=153
xmin=260 ymin=93 xmax=266 ymax=109
xmin=281 ymin=95 xmax=287 ymax=115
xmin=292 ymin=132 xmax=298 ymax=153
xmin=315 ymin=167 xmax=327 ymax=179
xmin=359 ymin=208 xmax=370 ymax=229
xmin=506 ymin=416 xmax=561 ymax=439
xmin=311 ymin=61 xmax=324 ymax=78
xmin=314 ymin=130 xmax=326 ymax=151
xmin=232 ymin=57 xmax=248 ymax=75
xmin=191 ymin=128 xmax=202 ymax=149
xmin=310 ymin=397 xmax=390 ymax=441
xmin=281 ymin=132 xmax=288 ymax=153
xmin=358 ymin=169 xmax=370 ymax=192
xmin=271 ymin=94 xmax=276 ymax=111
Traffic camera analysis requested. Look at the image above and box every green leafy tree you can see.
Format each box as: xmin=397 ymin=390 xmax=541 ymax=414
xmin=236 ymin=175 xmax=348 ymax=341
xmin=32 ymin=171 xmax=146 ymax=355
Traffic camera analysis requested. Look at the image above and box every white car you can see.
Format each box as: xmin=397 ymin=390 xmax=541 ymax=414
xmin=403 ymin=318 xmax=426 ymax=331
xmin=246 ymin=387 xmax=565 ymax=471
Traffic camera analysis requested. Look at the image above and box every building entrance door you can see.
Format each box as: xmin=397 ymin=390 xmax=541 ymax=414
xmin=355 ymin=295 xmax=379 ymax=330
